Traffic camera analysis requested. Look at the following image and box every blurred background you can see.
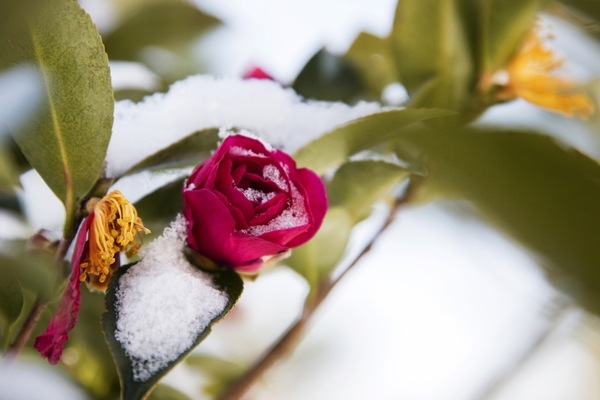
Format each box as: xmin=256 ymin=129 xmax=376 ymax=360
xmin=2 ymin=0 xmax=600 ymax=399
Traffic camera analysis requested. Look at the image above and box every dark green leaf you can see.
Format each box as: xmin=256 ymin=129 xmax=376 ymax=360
xmin=344 ymin=32 xmax=398 ymax=96
xmin=390 ymin=0 xmax=474 ymax=109
xmin=3 ymin=0 xmax=113 ymax=236
xmin=102 ymin=2 xmax=220 ymax=61
xmin=123 ymin=128 xmax=219 ymax=177
xmin=480 ymin=0 xmax=543 ymax=73
xmin=186 ymin=355 xmax=244 ymax=397
xmin=286 ymin=207 xmax=354 ymax=290
xmin=293 ymin=108 xmax=454 ymax=175
xmin=147 ymin=385 xmax=191 ymax=400
xmin=293 ymin=48 xmax=368 ymax=104
xmin=103 ymin=263 xmax=243 ymax=400
xmin=0 ymin=269 xmax=23 ymax=346
xmin=134 ymin=178 xmax=186 ymax=242
xmin=0 ymin=251 xmax=55 ymax=298
xmin=559 ymin=0 xmax=600 ymax=25
xmin=328 ymin=160 xmax=410 ymax=220
xmin=397 ymin=127 xmax=600 ymax=314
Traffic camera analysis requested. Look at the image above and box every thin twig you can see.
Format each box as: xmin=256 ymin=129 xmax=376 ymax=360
xmin=476 ymin=299 xmax=573 ymax=400
xmin=217 ymin=193 xmax=411 ymax=400
xmin=5 ymin=236 xmax=74 ymax=361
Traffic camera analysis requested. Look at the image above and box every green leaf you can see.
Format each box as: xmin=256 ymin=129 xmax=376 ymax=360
xmin=397 ymin=127 xmax=600 ymax=314
xmin=3 ymin=0 xmax=113 ymax=236
xmin=0 ymin=144 xmax=18 ymax=194
xmin=293 ymin=108 xmax=454 ymax=175
xmin=0 ymin=251 xmax=55 ymax=298
xmin=123 ymin=128 xmax=219 ymax=177
xmin=134 ymin=178 xmax=186 ymax=242
xmin=102 ymin=2 xmax=220 ymax=62
xmin=480 ymin=0 xmax=543 ymax=73
xmin=344 ymin=32 xmax=398 ymax=96
xmin=559 ymin=0 xmax=600 ymax=25
xmin=102 ymin=263 xmax=244 ymax=400
xmin=186 ymin=355 xmax=244 ymax=397
xmin=286 ymin=207 xmax=354 ymax=290
xmin=147 ymin=385 xmax=191 ymax=400
xmin=0 ymin=269 xmax=23 ymax=347
xmin=390 ymin=0 xmax=474 ymax=109
xmin=292 ymin=48 xmax=367 ymax=104
xmin=328 ymin=160 xmax=410 ymax=220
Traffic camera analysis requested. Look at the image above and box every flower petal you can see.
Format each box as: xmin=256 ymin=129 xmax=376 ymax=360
xmin=184 ymin=189 xmax=287 ymax=267
xmin=286 ymin=169 xmax=328 ymax=247
xmin=33 ymin=214 xmax=93 ymax=365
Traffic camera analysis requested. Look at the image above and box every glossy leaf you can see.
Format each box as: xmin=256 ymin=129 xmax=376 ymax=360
xmin=102 ymin=2 xmax=220 ymax=61
xmin=390 ymin=0 xmax=474 ymax=109
xmin=328 ymin=160 xmax=410 ymax=220
xmin=0 ymin=269 xmax=23 ymax=346
xmin=286 ymin=207 xmax=354 ymax=290
xmin=103 ymin=263 xmax=243 ymax=400
xmin=293 ymin=108 xmax=453 ymax=175
xmin=3 ymin=0 xmax=113 ymax=235
xmin=480 ymin=0 xmax=543 ymax=73
xmin=344 ymin=32 xmax=398 ymax=96
xmin=123 ymin=128 xmax=219 ymax=177
xmin=397 ymin=127 xmax=600 ymax=314
xmin=293 ymin=48 xmax=367 ymax=104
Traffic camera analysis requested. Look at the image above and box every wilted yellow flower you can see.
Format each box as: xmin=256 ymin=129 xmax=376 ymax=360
xmin=80 ymin=190 xmax=150 ymax=290
xmin=494 ymin=23 xmax=595 ymax=119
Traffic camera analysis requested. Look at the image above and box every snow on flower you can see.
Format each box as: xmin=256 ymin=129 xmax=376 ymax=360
xmin=183 ymin=134 xmax=327 ymax=273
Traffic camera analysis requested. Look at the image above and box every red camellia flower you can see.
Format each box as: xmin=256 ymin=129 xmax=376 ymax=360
xmin=183 ymin=135 xmax=327 ymax=272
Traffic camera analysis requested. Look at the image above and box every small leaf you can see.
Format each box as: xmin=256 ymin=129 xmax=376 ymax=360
xmin=0 ymin=269 xmax=24 ymax=346
xmin=293 ymin=108 xmax=454 ymax=175
xmin=123 ymin=128 xmax=219 ymax=177
xmin=480 ymin=0 xmax=544 ymax=73
xmin=103 ymin=263 xmax=243 ymax=400
xmin=390 ymin=0 xmax=473 ymax=109
xmin=292 ymin=48 xmax=367 ymax=104
xmin=147 ymin=385 xmax=191 ymax=400
xmin=397 ymin=127 xmax=600 ymax=314
xmin=344 ymin=32 xmax=398 ymax=96
xmin=286 ymin=207 xmax=354 ymax=290
xmin=186 ymin=355 xmax=244 ymax=397
xmin=3 ymin=0 xmax=113 ymax=236
xmin=102 ymin=2 xmax=220 ymax=62
xmin=328 ymin=160 xmax=410 ymax=220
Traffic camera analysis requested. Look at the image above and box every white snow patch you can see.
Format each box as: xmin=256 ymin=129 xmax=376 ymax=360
xmin=262 ymin=164 xmax=288 ymax=190
xmin=109 ymin=61 xmax=161 ymax=92
xmin=114 ymin=215 xmax=228 ymax=382
xmin=106 ymin=75 xmax=388 ymax=176
xmin=243 ymin=182 xmax=308 ymax=236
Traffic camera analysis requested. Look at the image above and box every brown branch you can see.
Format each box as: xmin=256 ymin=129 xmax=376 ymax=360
xmin=5 ymin=236 xmax=74 ymax=362
xmin=217 ymin=194 xmax=409 ymax=400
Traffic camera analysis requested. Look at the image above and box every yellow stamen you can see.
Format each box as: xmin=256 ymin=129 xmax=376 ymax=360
xmin=80 ymin=190 xmax=150 ymax=290
xmin=499 ymin=23 xmax=595 ymax=119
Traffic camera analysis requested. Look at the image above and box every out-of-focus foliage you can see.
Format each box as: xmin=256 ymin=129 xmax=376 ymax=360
xmin=393 ymin=127 xmax=600 ymax=314
xmin=122 ymin=128 xmax=219 ymax=177
xmin=1 ymin=0 xmax=113 ymax=236
xmin=186 ymin=355 xmax=245 ymax=397
xmin=294 ymin=108 xmax=453 ymax=175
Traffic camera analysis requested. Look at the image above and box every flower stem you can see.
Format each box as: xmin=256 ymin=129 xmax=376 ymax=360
xmin=5 ymin=236 xmax=74 ymax=362
xmin=217 ymin=190 xmax=413 ymax=400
